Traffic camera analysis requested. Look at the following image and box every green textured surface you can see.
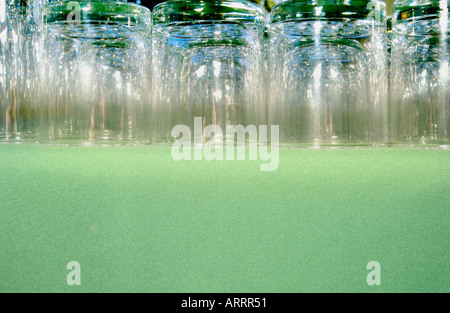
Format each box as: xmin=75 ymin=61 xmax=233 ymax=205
xmin=0 ymin=145 xmax=449 ymax=293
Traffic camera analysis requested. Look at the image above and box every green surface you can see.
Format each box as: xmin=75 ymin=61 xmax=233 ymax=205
xmin=0 ymin=144 xmax=449 ymax=293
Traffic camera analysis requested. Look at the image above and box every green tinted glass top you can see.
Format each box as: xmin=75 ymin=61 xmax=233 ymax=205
xmin=393 ymin=0 xmax=449 ymax=23
xmin=152 ymin=0 xmax=265 ymax=25
xmin=271 ymin=0 xmax=386 ymax=23
xmin=41 ymin=0 xmax=151 ymax=28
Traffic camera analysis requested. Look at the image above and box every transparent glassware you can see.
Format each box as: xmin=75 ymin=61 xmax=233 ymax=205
xmin=0 ymin=0 xmax=40 ymax=142
xmin=38 ymin=0 xmax=151 ymax=144
xmin=0 ymin=0 xmax=11 ymax=141
xmin=390 ymin=0 xmax=449 ymax=147
xmin=268 ymin=0 xmax=388 ymax=146
xmin=152 ymin=0 xmax=266 ymax=144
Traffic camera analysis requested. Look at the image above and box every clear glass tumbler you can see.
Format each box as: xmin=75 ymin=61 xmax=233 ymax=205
xmin=0 ymin=0 xmax=39 ymax=142
xmin=390 ymin=0 xmax=449 ymax=147
xmin=268 ymin=0 xmax=388 ymax=146
xmin=0 ymin=0 xmax=11 ymax=141
xmin=152 ymin=0 xmax=266 ymax=144
xmin=38 ymin=0 xmax=151 ymax=144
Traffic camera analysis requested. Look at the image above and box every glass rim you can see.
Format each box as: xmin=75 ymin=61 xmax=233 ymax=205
xmin=152 ymin=0 xmax=265 ymax=26
xmin=393 ymin=0 xmax=449 ymax=7
xmin=392 ymin=0 xmax=449 ymax=23
xmin=41 ymin=0 xmax=151 ymax=27
xmin=270 ymin=0 xmax=386 ymax=23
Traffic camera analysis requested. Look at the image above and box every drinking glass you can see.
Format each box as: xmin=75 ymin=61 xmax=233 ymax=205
xmin=0 ymin=0 xmax=10 ymax=141
xmin=390 ymin=0 xmax=449 ymax=147
xmin=0 ymin=0 xmax=39 ymax=142
xmin=38 ymin=0 xmax=151 ymax=144
xmin=152 ymin=0 xmax=266 ymax=145
xmin=268 ymin=0 xmax=388 ymax=146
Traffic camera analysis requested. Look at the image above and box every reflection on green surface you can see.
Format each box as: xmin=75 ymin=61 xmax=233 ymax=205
xmin=0 ymin=145 xmax=448 ymax=292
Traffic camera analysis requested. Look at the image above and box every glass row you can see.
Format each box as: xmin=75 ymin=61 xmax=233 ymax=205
xmin=0 ymin=0 xmax=449 ymax=147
